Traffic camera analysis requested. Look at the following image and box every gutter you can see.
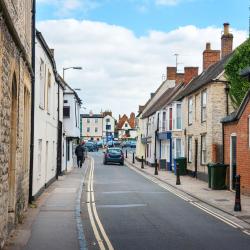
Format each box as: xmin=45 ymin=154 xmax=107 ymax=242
xmin=29 ymin=0 xmax=36 ymax=203
xmin=0 ymin=1 xmax=33 ymax=77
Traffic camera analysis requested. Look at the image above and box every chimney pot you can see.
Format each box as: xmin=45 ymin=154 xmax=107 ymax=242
xmin=221 ymin=23 xmax=233 ymax=59
xmin=206 ymin=42 xmax=211 ymax=50
xmin=223 ymin=23 xmax=230 ymax=35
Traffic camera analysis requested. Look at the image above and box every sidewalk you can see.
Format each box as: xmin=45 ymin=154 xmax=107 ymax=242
xmin=4 ymin=163 xmax=88 ymax=250
xmin=125 ymin=153 xmax=250 ymax=225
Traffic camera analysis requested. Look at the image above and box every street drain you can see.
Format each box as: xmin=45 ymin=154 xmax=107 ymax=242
xmin=214 ymin=199 xmax=230 ymax=202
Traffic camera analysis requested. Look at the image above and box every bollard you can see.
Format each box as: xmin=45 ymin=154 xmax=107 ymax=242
xmin=141 ymin=156 xmax=144 ymax=169
xmin=132 ymin=152 xmax=135 ymax=164
xmin=176 ymin=163 xmax=181 ymax=185
xmin=126 ymin=150 xmax=127 ymax=158
xmin=154 ymin=159 xmax=158 ymax=175
xmin=234 ymin=175 xmax=241 ymax=212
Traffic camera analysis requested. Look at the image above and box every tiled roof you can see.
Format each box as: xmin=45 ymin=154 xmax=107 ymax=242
xmin=81 ymin=114 xmax=103 ymax=118
xmin=174 ymin=52 xmax=233 ymax=101
xmin=221 ymin=90 xmax=250 ymax=123
xmin=142 ymin=87 xmax=176 ymax=118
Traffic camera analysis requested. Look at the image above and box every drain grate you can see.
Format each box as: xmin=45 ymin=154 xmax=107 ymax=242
xmin=214 ymin=199 xmax=230 ymax=202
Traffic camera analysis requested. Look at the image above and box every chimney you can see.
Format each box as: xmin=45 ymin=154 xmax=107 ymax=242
xmin=221 ymin=23 xmax=233 ymax=59
xmin=175 ymin=73 xmax=184 ymax=85
xmin=167 ymin=67 xmax=177 ymax=80
xmin=203 ymin=42 xmax=220 ymax=71
xmin=184 ymin=67 xmax=199 ymax=84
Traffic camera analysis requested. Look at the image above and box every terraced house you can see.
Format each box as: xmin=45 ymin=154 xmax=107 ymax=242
xmin=0 ymin=0 xmax=34 ymax=248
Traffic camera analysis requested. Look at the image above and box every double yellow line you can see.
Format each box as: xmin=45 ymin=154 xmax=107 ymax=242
xmin=87 ymin=157 xmax=114 ymax=250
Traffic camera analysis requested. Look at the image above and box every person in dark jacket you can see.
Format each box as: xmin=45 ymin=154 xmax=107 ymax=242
xmin=75 ymin=143 xmax=85 ymax=168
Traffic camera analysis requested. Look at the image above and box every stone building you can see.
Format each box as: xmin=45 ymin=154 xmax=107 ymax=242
xmin=0 ymin=1 xmax=33 ymax=248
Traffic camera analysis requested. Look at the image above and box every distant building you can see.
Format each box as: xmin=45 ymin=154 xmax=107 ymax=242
xmin=81 ymin=113 xmax=103 ymax=141
xmin=116 ymin=113 xmax=137 ymax=140
xmin=102 ymin=111 xmax=116 ymax=142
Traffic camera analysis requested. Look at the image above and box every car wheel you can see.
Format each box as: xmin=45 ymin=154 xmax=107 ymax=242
xmin=120 ymin=162 xmax=124 ymax=166
xmin=103 ymin=161 xmax=107 ymax=165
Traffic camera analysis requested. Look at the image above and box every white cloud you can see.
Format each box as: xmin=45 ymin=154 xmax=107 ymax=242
xmin=37 ymin=19 xmax=247 ymax=117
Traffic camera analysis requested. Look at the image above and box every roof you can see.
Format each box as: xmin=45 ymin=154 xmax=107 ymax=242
xmin=36 ymin=30 xmax=65 ymax=90
xmin=81 ymin=114 xmax=103 ymax=118
xmin=221 ymin=90 xmax=250 ymax=123
xmin=117 ymin=113 xmax=136 ymax=129
xmin=142 ymin=87 xmax=176 ymax=118
xmin=175 ymin=52 xmax=233 ymax=101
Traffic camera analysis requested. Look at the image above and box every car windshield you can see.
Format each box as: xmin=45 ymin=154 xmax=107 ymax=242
xmin=108 ymin=148 xmax=121 ymax=154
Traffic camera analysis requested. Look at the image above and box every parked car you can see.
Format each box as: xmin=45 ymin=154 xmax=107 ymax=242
xmin=121 ymin=141 xmax=130 ymax=148
xmin=130 ymin=141 xmax=136 ymax=148
xmin=103 ymin=148 xmax=124 ymax=165
xmin=97 ymin=141 xmax=104 ymax=148
xmin=84 ymin=142 xmax=96 ymax=152
xmin=113 ymin=140 xmax=121 ymax=147
xmin=107 ymin=141 xmax=114 ymax=148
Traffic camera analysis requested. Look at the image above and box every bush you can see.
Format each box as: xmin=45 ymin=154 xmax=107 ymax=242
xmin=225 ymin=39 xmax=250 ymax=107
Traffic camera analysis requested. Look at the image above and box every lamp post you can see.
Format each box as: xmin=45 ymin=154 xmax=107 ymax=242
xmin=63 ymin=66 xmax=82 ymax=80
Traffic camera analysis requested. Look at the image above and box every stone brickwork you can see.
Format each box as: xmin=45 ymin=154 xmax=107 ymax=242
xmin=0 ymin=1 xmax=32 ymax=248
xmin=183 ymin=81 xmax=234 ymax=180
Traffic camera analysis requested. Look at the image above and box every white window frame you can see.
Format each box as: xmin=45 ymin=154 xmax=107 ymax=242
xmin=201 ymin=134 xmax=207 ymax=165
xmin=201 ymin=90 xmax=207 ymax=122
xmin=188 ymin=136 xmax=192 ymax=163
xmin=176 ymin=103 xmax=182 ymax=130
xmin=188 ymin=97 xmax=193 ymax=125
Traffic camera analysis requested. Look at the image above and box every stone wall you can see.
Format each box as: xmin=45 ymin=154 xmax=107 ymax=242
xmin=0 ymin=1 xmax=32 ymax=248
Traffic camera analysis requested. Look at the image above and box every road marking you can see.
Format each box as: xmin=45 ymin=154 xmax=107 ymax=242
xmin=87 ymin=157 xmax=114 ymax=250
xmin=126 ymin=161 xmax=248 ymax=234
xmin=90 ymin=158 xmax=114 ymax=250
xmin=87 ymin=162 xmax=106 ymax=250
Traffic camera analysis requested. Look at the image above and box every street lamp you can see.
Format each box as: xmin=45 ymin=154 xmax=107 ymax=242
xmin=63 ymin=66 xmax=82 ymax=80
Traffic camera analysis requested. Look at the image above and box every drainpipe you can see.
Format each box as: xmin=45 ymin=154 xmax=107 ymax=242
xmin=29 ymin=0 xmax=36 ymax=203
xmin=154 ymin=113 xmax=159 ymax=165
xmin=56 ymin=80 xmax=61 ymax=179
xmin=225 ymin=85 xmax=230 ymax=116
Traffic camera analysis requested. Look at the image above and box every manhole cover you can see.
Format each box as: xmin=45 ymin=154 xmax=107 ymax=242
xmin=214 ymin=199 xmax=230 ymax=202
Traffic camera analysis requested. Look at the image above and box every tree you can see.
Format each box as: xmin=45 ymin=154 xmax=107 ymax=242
xmin=225 ymin=39 xmax=250 ymax=107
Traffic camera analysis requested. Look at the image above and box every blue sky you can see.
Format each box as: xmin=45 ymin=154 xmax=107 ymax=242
xmin=37 ymin=0 xmax=249 ymax=36
xmin=36 ymin=0 xmax=249 ymax=116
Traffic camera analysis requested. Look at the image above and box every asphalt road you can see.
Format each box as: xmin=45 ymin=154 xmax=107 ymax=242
xmin=81 ymin=152 xmax=250 ymax=250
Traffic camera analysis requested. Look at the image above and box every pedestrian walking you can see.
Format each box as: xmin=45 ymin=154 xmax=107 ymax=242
xmin=75 ymin=143 xmax=85 ymax=168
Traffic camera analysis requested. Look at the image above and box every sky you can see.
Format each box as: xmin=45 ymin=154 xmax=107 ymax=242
xmin=36 ymin=0 xmax=249 ymax=118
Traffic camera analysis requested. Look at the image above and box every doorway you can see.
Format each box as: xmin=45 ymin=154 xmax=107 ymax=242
xmin=8 ymin=76 xmax=18 ymax=213
xmin=230 ymin=134 xmax=237 ymax=190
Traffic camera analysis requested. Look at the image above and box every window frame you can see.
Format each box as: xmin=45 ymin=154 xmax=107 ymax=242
xmin=63 ymin=106 xmax=70 ymax=118
xmin=201 ymin=90 xmax=207 ymax=123
xmin=188 ymin=136 xmax=192 ymax=163
xmin=201 ymin=134 xmax=207 ymax=165
xmin=176 ymin=103 xmax=182 ymax=130
xmin=188 ymin=97 xmax=193 ymax=125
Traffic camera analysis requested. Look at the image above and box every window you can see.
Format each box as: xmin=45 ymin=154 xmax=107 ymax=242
xmin=188 ymin=136 xmax=192 ymax=163
xmin=162 ymin=111 xmax=166 ymax=131
xmin=87 ymin=118 xmax=90 ymax=123
xmin=201 ymin=134 xmax=207 ymax=164
xmin=169 ymin=108 xmax=173 ymax=130
xmin=39 ymin=59 xmax=45 ymax=108
xmin=201 ymin=90 xmax=207 ymax=122
xmin=37 ymin=139 xmax=42 ymax=179
xmin=63 ymin=106 xmax=70 ymax=118
xmin=95 ymin=118 xmax=98 ymax=123
xmin=95 ymin=127 xmax=98 ymax=133
xmin=87 ymin=127 xmax=90 ymax=133
xmin=106 ymin=118 xmax=110 ymax=123
xmin=188 ymin=97 xmax=193 ymax=125
xmin=47 ymin=71 xmax=51 ymax=114
xmin=176 ymin=104 xmax=182 ymax=129
xmin=125 ymin=123 xmax=128 ymax=128
xmin=64 ymin=100 xmax=68 ymax=103
xmin=176 ymin=139 xmax=182 ymax=158
xmin=106 ymin=125 xmax=111 ymax=130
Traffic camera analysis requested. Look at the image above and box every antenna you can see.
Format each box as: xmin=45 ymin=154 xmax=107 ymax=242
xmin=174 ymin=53 xmax=179 ymax=69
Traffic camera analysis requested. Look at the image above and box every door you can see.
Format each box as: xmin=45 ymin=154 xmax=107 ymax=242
xmin=194 ymin=139 xmax=198 ymax=178
xmin=230 ymin=135 xmax=237 ymax=190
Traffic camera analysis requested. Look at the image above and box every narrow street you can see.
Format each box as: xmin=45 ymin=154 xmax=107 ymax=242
xmin=81 ymin=152 xmax=250 ymax=250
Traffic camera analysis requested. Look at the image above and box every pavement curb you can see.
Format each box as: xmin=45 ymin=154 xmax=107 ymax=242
xmin=125 ymin=158 xmax=250 ymax=227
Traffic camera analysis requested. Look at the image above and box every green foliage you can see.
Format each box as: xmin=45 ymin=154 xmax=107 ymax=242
xmin=225 ymin=39 xmax=250 ymax=107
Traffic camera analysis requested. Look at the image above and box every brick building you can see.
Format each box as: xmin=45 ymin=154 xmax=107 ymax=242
xmin=222 ymin=74 xmax=250 ymax=195
xmin=0 ymin=1 xmax=33 ymax=248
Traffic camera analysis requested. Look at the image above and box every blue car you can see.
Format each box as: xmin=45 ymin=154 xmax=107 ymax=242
xmin=103 ymin=148 xmax=124 ymax=165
